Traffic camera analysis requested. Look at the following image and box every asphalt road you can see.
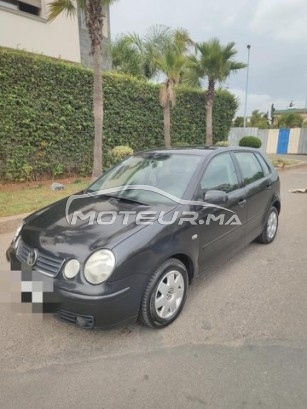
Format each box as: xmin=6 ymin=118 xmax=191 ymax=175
xmin=1 ymin=166 xmax=307 ymax=409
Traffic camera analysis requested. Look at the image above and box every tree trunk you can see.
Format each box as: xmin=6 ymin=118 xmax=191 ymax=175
xmin=205 ymin=78 xmax=215 ymax=146
xmin=91 ymin=46 xmax=103 ymax=180
xmin=163 ymin=102 xmax=171 ymax=148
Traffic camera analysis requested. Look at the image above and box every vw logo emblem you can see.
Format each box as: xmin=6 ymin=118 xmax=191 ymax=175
xmin=27 ymin=249 xmax=38 ymax=267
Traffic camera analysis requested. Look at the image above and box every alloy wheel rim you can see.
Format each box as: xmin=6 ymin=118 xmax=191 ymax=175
xmin=154 ymin=270 xmax=185 ymax=319
xmin=267 ymin=211 xmax=277 ymax=240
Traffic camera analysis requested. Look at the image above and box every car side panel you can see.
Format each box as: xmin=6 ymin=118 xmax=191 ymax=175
xmin=196 ymin=186 xmax=247 ymax=273
xmin=243 ymin=177 xmax=273 ymax=242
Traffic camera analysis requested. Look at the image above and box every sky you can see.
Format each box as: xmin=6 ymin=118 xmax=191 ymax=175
xmin=110 ymin=0 xmax=307 ymax=118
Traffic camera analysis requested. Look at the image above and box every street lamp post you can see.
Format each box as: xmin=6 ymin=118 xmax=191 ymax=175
xmin=243 ymin=44 xmax=251 ymax=128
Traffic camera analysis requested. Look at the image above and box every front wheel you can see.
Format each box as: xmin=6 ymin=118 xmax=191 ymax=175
xmin=257 ymin=207 xmax=279 ymax=244
xmin=139 ymin=258 xmax=188 ymax=329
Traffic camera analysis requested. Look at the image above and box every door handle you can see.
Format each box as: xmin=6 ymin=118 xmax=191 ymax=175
xmin=238 ymin=199 xmax=247 ymax=207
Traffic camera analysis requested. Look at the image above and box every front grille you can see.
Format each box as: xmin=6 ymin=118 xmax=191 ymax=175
xmin=16 ymin=240 xmax=64 ymax=278
xmin=55 ymin=309 xmax=94 ymax=329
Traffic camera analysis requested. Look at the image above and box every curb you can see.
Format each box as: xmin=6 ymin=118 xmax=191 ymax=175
xmin=275 ymin=162 xmax=307 ymax=172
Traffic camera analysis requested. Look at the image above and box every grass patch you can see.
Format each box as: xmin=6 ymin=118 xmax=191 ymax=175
xmin=268 ymin=155 xmax=303 ymax=168
xmin=0 ymin=179 xmax=90 ymax=217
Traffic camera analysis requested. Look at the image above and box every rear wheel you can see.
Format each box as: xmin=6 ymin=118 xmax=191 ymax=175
xmin=257 ymin=207 xmax=278 ymax=244
xmin=139 ymin=258 xmax=188 ymax=328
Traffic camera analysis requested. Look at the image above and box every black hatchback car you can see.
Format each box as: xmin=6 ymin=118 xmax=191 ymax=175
xmin=6 ymin=147 xmax=280 ymax=329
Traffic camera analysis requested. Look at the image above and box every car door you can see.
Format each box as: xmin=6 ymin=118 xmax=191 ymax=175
xmin=195 ymin=152 xmax=248 ymax=273
xmin=233 ymin=151 xmax=272 ymax=243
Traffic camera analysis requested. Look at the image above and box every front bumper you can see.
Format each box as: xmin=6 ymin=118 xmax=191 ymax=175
xmin=7 ymin=243 xmax=146 ymax=329
xmin=51 ymin=284 xmax=140 ymax=329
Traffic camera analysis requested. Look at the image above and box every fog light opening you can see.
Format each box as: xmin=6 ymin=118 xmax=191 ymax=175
xmin=75 ymin=315 xmax=94 ymax=328
xmin=76 ymin=316 xmax=90 ymax=328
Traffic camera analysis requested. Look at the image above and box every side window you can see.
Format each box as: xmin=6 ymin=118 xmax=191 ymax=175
xmin=255 ymin=153 xmax=270 ymax=176
xmin=235 ymin=152 xmax=265 ymax=185
xmin=200 ymin=153 xmax=239 ymax=194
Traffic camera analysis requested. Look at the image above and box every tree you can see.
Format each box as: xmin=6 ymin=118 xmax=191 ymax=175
xmin=233 ymin=111 xmax=270 ymax=128
xmin=249 ymin=110 xmax=269 ymax=129
xmin=233 ymin=116 xmax=244 ymax=127
xmin=157 ymin=48 xmax=187 ymax=147
xmin=48 ymin=0 xmax=117 ymax=179
xmin=154 ymin=28 xmax=191 ymax=147
xmin=111 ymin=35 xmax=143 ymax=78
xmin=111 ymin=26 xmax=192 ymax=147
xmin=111 ymin=26 xmax=172 ymax=79
xmin=277 ymin=112 xmax=304 ymax=128
xmin=186 ymin=38 xmax=246 ymax=145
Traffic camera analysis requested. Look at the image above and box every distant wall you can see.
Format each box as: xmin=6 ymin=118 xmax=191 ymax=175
xmin=266 ymin=130 xmax=278 ymax=154
xmin=228 ymin=127 xmax=267 ymax=153
xmin=228 ymin=127 xmax=307 ymax=154
xmin=298 ymin=129 xmax=307 ymax=154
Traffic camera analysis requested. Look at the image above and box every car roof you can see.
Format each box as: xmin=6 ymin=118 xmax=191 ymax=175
xmin=136 ymin=146 xmax=261 ymax=157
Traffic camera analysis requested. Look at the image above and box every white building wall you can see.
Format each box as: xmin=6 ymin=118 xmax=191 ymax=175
xmin=0 ymin=3 xmax=81 ymax=63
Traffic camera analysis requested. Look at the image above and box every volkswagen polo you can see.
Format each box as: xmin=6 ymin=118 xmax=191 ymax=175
xmin=6 ymin=147 xmax=280 ymax=329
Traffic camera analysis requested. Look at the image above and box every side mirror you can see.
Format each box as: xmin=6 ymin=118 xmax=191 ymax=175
xmin=204 ymin=189 xmax=228 ymax=204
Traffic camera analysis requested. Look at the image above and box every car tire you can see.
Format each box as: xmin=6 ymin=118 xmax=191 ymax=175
xmin=256 ymin=206 xmax=279 ymax=244
xmin=139 ymin=258 xmax=188 ymax=329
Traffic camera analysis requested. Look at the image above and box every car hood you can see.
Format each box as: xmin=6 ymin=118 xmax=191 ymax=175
xmin=21 ymin=194 xmax=173 ymax=260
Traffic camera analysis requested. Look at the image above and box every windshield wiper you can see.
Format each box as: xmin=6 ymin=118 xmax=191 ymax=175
xmin=98 ymin=194 xmax=119 ymax=200
xmin=115 ymin=196 xmax=149 ymax=206
xmin=84 ymin=191 xmax=148 ymax=206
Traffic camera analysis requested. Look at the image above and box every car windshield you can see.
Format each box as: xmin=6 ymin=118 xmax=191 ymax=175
xmin=87 ymin=153 xmax=202 ymax=205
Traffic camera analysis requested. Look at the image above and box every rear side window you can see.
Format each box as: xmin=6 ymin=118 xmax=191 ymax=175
xmin=255 ymin=153 xmax=270 ymax=176
xmin=235 ymin=152 xmax=265 ymax=185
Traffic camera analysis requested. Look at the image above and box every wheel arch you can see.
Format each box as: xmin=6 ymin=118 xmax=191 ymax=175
xmin=169 ymin=253 xmax=195 ymax=284
xmin=272 ymin=199 xmax=281 ymax=214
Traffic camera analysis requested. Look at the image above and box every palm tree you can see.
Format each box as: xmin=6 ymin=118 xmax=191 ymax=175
xmin=277 ymin=112 xmax=304 ymax=128
xmin=249 ymin=110 xmax=269 ymax=129
xmin=111 ymin=35 xmax=144 ymax=78
xmin=156 ymin=28 xmax=191 ymax=147
xmin=157 ymin=48 xmax=187 ymax=147
xmin=48 ymin=0 xmax=117 ymax=179
xmin=112 ymin=25 xmax=183 ymax=80
xmin=186 ymin=38 xmax=246 ymax=146
xmin=112 ymin=26 xmax=191 ymax=147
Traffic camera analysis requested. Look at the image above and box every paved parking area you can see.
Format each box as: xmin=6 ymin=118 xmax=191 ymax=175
xmin=1 ymin=166 xmax=307 ymax=409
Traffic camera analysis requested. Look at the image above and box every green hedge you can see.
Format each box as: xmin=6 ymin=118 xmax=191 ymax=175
xmin=0 ymin=48 xmax=238 ymax=181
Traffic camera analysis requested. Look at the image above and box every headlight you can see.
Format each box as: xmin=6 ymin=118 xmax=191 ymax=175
xmin=13 ymin=222 xmax=23 ymax=242
xmin=64 ymin=259 xmax=80 ymax=279
xmin=84 ymin=249 xmax=115 ymax=285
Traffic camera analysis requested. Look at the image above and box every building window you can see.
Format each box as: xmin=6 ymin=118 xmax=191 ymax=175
xmin=0 ymin=0 xmax=41 ymax=16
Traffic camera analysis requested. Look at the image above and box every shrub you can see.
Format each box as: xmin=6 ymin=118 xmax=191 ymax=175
xmin=111 ymin=145 xmax=133 ymax=159
xmin=214 ymin=140 xmax=229 ymax=147
xmin=239 ymin=136 xmax=262 ymax=148
xmin=109 ymin=146 xmax=133 ymax=166
xmin=172 ymin=141 xmax=191 ymax=147
xmin=0 ymin=48 xmax=238 ymax=181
